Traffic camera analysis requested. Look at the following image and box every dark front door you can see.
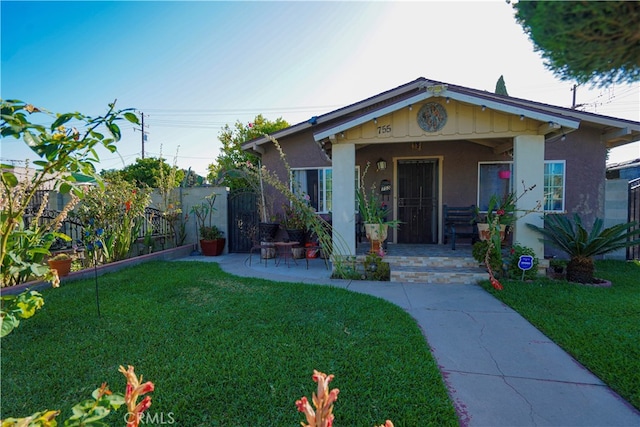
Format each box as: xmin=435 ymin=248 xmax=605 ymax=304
xmin=397 ymin=159 xmax=438 ymax=243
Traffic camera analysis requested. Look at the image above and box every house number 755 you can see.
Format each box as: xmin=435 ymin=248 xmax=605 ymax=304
xmin=377 ymin=125 xmax=391 ymax=134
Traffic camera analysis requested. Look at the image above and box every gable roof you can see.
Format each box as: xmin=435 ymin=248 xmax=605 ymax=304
xmin=243 ymin=77 xmax=640 ymax=153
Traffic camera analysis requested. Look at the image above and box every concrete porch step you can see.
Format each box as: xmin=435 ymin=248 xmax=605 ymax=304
xmin=383 ymin=255 xmax=480 ymax=269
xmin=389 ymin=265 xmax=489 ymax=284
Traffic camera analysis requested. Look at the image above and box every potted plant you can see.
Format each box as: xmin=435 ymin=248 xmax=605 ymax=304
xmin=199 ymin=225 xmax=225 ymax=256
xmin=282 ymin=195 xmax=313 ymax=258
xmin=356 ymin=162 xmax=400 ymax=254
xmin=47 ymin=253 xmax=73 ymax=277
xmin=191 ymin=193 xmax=226 ymax=256
xmin=474 ymin=193 xmax=516 ymax=241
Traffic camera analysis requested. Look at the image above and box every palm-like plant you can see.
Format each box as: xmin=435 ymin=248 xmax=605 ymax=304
xmin=527 ymin=214 xmax=640 ymax=283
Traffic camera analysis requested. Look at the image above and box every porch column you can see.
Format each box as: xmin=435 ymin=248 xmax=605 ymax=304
xmin=513 ymin=135 xmax=545 ymax=259
xmin=332 ymin=142 xmax=356 ymax=256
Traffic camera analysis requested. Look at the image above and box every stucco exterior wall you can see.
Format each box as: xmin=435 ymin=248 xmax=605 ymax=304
xmin=258 ymin=129 xmax=332 ymax=219
xmin=545 ymin=125 xmax=607 ymax=223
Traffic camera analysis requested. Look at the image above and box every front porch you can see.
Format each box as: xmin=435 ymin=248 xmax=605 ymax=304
xmin=355 ymin=243 xmax=489 ymax=284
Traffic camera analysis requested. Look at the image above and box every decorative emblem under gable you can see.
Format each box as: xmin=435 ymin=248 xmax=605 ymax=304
xmin=417 ymin=102 xmax=447 ymax=132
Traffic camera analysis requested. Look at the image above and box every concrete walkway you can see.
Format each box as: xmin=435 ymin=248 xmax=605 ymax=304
xmin=178 ymin=253 xmax=640 ymax=427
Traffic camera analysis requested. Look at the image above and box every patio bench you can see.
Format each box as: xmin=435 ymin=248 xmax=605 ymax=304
xmin=443 ymin=204 xmax=478 ymax=250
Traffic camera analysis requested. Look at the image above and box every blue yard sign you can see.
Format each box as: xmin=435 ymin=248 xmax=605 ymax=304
xmin=518 ymin=255 xmax=534 ymax=271
xmin=518 ymin=255 xmax=535 ymax=280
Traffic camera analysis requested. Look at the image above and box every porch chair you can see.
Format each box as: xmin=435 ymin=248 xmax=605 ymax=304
xmin=443 ymin=204 xmax=478 ymax=250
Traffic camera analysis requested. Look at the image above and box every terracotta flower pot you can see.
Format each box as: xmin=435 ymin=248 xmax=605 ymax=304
xmin=200 ymin=238 xmax=225 ymax=256
xmin=48 ymin=258 xmax=72 ymax=277
xmin=477 ymin=223 xmax=506 ymax=241
xmin=364 ymin=224 xmax=388 ymax=254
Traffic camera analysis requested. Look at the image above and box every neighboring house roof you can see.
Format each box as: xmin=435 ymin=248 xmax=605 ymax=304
xmin=606 ymin=158 xmax=640 ymax=180
xmin=608 ymin=158 xmax=640 ymax=171
xmin=243 ymin=77 xmax=640 ymax=154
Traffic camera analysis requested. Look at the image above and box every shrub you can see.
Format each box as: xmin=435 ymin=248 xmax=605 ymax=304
xmin=506 ymin=244 xmax=539 ymax=280
xmin=363 ymin=253 xmax=390 ymax=281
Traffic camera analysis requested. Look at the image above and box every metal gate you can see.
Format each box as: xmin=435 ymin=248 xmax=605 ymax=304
xmin=227 ymin=190 xmax=259 ymax=253
xmin=397 ymin=159 xmax=439 ymax=244
xmin=628 ymin=178 xmax=640 ymax=260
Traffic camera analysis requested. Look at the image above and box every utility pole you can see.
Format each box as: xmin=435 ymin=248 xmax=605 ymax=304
xmin=137 ymin=112 xmax=149 ymax=159
xmin=571 ymin=84 xmax=585 ymax=110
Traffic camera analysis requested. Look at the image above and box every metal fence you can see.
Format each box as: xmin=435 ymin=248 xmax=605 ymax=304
xmin=24 ymin=205 xmax=174 ymax=252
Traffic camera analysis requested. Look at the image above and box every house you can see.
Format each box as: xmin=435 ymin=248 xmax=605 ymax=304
xmin=243 ymin=77 xmax=640 ymax=261
xmin=607 ymin=158 xmax=640 ymax=181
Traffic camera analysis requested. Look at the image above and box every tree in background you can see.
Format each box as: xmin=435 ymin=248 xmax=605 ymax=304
xmin=102 ymin=157 xmax=185 ymax=188
xmin=208 ymin=114 xmax=289 ymax=190
xmin=513 ymin=1 xmax=640 ymax=87
xmin=495 ymin=75 xmax=509 ymax=96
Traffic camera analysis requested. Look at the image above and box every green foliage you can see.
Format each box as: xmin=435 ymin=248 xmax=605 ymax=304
xmin=357 ymin=162 xmax=400 ymax=227
xmin=1 ymin=379 xmax=130 ymax=427
xmin=282 ymin=195 xmax=312 ymax=231
xmin=480 ymin=260 xmax=640 ymax=409
xmin=363 ymin=253 xmax=391 ymax=281
xmin=1 ymin=99 xmax=138 ymax=286
xmin=1 ymin=213 xmax=68 ymax=287
xmin=102 ymin=156 xmax=185 ymax=188
xmin=0 ymin=290 xmax=44 ymax=338
xmin=513 ymin=1 xmax=640 ymax=87
xmin=494 ymin=75 xmax=509 ymax=96
xmin=527 ymin=214 xmax=640 ymax=260
xmin=505 ymin=243 xmax=539 ymax=280
xmin=75 ymin=176 xmax=152 ymax=263
xmin=208 ymin=114 xmax=289 ymax=190
xmin=199 ymin=225 xmax=223 ymax=240
xmin=472 ymin=240 xmax=503 ymax=274
xmin=63 ymin=385 xmax=125 ymax=427
xmin=527 ymin=214 xmax=640 ymax=283
xmin=190 ymin=193 xmax=221 ymax=239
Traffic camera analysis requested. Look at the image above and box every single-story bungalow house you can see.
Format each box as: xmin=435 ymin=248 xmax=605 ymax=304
xmin=243 ymin=77 xmax=640 ymax=262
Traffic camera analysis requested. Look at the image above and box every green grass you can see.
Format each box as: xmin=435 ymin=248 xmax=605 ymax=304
xmin=480 ymin=259 xmax=640 ymax=410
xmin=1 ymin=261 xmax=457 ymax=426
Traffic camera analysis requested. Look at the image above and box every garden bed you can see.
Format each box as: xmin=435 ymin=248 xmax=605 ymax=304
xmin=1 ymin=244 xmax=196 ymax=295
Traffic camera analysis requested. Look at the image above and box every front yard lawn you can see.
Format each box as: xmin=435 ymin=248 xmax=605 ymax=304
xmin=480 ymin=259 xmax=640 ymax=410
xmin=1 ymin=261 xmax=457 ymax=426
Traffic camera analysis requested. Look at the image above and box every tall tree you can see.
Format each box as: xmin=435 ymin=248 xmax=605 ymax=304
xmin=101 ymin=157 xmax=185 ymax=188
xmin=513 ymin=1 xmax=640 ymax=87
xmin=209 ymin=114 xmax=289 ymax=190
xmin=495 ymin=75 xmax=509 ymax=96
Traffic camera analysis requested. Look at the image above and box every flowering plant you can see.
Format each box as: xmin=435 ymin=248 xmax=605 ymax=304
xmin=282 ymin=194 xmax=312 ymax=230
xmin=475 ymin=192 xmax=517 ymax=226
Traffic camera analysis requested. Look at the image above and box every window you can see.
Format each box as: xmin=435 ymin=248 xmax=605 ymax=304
xmin=477 ymin=162 xmax=513 ymax=211
xmin=291 ymin=168 xmax=332 ymax=213
xmin=544 ymin=161 xmax=565 ymax=212
xmin=477 ymin=161 xmax=566 ymax=212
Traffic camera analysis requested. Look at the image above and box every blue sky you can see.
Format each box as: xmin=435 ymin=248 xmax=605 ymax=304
xmin=2 ymin=1 xmax=639 ymax=176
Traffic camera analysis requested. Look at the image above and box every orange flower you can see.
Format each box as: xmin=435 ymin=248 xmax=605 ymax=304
xmin=118 ymin=365 xmax=154 ymax=427
xmin=296 ymin=370 xmax=340 ymax=427
xmin=490 ymin=276 xmax=503 ymax=291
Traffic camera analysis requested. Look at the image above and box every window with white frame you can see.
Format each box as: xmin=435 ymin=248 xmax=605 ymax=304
xmin=291 ymin=168 xmax=332 ymax=213
xmin=544 ymin=161 xmax=565 ymax=212
xmin=477 ymin=161 xmax=566 ymax=212
xmin=477 ymin=162 xmax=513 ymax=211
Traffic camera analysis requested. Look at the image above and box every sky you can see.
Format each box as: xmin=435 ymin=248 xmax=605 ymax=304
xmin=2 ymin=0 xmax=639 ymax=178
